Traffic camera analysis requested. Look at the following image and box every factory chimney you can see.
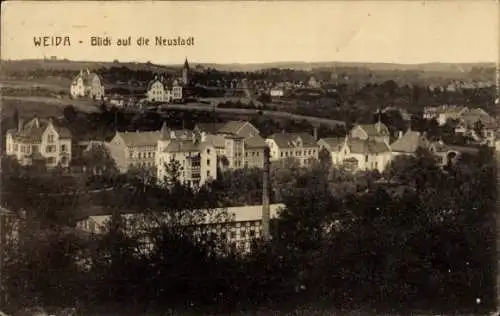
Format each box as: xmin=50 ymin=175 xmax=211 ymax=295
xmin=261 ymin=147 xmax=271 ymax=241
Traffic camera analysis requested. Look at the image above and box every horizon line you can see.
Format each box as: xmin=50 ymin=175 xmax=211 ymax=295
xmin=1 ymin=57 xmax=497 ymax=67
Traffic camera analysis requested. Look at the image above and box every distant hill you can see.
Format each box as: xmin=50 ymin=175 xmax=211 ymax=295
xmin=197 ymin=61 xmax=496 ymax=73
xmin=1 ymin=58 xmax=495 ymax=73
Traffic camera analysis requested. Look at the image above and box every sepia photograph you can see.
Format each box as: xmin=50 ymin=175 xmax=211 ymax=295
xmin=0 ymin=1 xmax=499 ymax=315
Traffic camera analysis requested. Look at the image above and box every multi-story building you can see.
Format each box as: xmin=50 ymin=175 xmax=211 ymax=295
xmin=224 ymin=135 xmax=245 ymax=169
xmin=265 ymin=132 xmax=319 ymax=167
xmin=338 ymin=137 xmax=392 ymax=173
xmin=243 ymin=135 xmax=267 ymax=168
xmin=146 ymin=76 xmax=183 ymax=103
xmin=76 ymin=203 xmax=285 ymax=254
xmin=70 ymin=69 xmax=105 ymax=100
xmin=5 ymin=116 xmax=72 ymax=168
xmin=156 ymin=138 xmax=217 ymax=187
xmin=107 ymin=122 xmax=195 ymax=173
xmin=196 ymin=121 xmax=266 ymax=170
xmin=318 ymin=136 xmax=392 ymax=173
xmin=107 ymin=130 xmax=161 ymax=172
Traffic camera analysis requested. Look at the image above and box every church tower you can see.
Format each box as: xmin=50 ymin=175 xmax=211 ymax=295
xmin=182 ymin=57 xmax=190 ymax=85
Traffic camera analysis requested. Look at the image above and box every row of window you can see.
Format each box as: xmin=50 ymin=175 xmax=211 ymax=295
xmin=130 ymin=151 xmax=155 ymax=159
xmin=279 ymin=148 xmax=317 ymax=158
xmin=14 ymin=144 xmax=67 ymax=154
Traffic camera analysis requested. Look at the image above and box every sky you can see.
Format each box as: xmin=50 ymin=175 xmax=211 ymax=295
xmin=1 ymin=1 xmax=498 ymax=65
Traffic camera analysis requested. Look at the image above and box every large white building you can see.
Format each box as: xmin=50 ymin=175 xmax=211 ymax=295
xmin=5 ymin=116 xmax=72 ymax=168
xmin=70 ymin=69 xmax=105 ymax=100
xmin=146 ymin=76 xmax=183 ymax=103
xmin=318 ymin=136 xmax=392 ymax=173
xmin=156 ymin=137 xmax=217 ymax=188
xmin=76 ymin=203 xmax=285 ymax=254
xmin=195 ymin=121 xmax=267 ymax=170
xmin=265 ymin=132 xmax=319 ymax=167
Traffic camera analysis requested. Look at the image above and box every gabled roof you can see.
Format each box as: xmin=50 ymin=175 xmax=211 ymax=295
xmin=117 ymin=131 xmax=162 ymax=147
xmin=245 ymin=135 xmax=267 ymax=148
xmin=356 ymin=122 xmax=390 ymax=138
xmin=346 ymin=138 xmax=391 ymax=154
xmin=218 ymin=120 xmax=258 ymax=137
xmin=318 ymin=137 xmax=344 ymax=152
xmin=195 ymin=121 xmax=259 ymax=138
xmin=146 ymin=77 xmax=165 ymax=91
xmin=72 ymin=69 xmax=103 ymax=86
xmin=7 ymin=117 xmax=71 ymax=142
xmin=390 ymin=130 xmax=429 ymax=153
xmin=195 ymin=123 xmax=227 ymax=135
xmin=267 ymin=132 xmax=317 ymax=148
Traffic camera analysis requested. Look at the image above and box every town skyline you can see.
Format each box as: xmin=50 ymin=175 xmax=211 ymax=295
xmin=1 ymin=1 xmax=498 ymax=65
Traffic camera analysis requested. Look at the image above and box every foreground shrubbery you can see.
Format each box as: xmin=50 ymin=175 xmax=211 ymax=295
xmin=0 ymin=148 xmax=496 ymax=314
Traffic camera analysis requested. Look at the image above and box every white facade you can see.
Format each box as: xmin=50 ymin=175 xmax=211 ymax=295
xmin=146 ymin=78 xmax=183 ymax=103
xmin=5 ymin=118 xmax=72 ymax=168
xmin=156 ymin=140 xmax=217 ymax=187
xmin=76 ymin=203 xmax=285 ymax=254
xmin=70 ymin=69 xmax=105 ymax=100
xmin=266 ymin=136 xmax=319 ymax=167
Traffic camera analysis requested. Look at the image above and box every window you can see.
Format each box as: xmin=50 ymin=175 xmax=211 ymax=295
xmin=138 ymin=152 xmax=142 ymax=159
xmin=240 ymin=230 xmax=246 ymax=239
xmin=47 ymin=157 xmax=56 ymax=164
xmin=207 ymin=170 xmax=210 ymax=177
xmin=207 ymin=159 xmax=211 ymax=166
xmin=249 ymin=230 xmax=256 ymax=237
xmin=365 ymin=155 xmax=368 ymax=162
xmin=230 ymin=231 xmax=236 ymax=239
xmin=14 ymin=144 xmax=18 ymax=151
xmin=207 ymin=149 xmax=211 ymax=155
xmin=47 ymin=134 xmax=54 ymax=143
xmin=129 ymin=151 xmax=133 ymax=158
xmin=256 ymin=152 xmax=259 ymax=156
xmin=46 ymin=145 xmax=56 ymax=153
xmin=32 ymin=145 xmax=39 ymax=153
xmin=60 ymin=144 xmax=67 ymax=152
xmin=245 ymin=152 xmax=248 ymax=157
xmin=280 ymin=152 xmax=284 ymax=157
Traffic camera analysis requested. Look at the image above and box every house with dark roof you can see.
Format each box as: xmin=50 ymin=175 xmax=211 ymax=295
xmin=349 ymin=122 xmax=390 ymax=145
xmin=318 ymin=137 xmax=345 ymax=165
xmin=5 ymin=116 xmax=72 ymax=168
xmin=195 ymin=120 xmax=265 ymax=170
xmin=107 ymin=122 xmax=195 ymax=172
xmin=337 ymin=137 xmax=392 ymax=173
xmin=265 ymin=132 xmax=319 ymax=167
xmin=390 ymin=130 xmax=430 ymax=156
xmin=70 ymin=69 xmax=105 ymax=100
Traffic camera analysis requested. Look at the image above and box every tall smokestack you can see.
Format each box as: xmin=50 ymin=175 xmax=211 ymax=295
xmin=313 ymin=126 xmax=318 ymax=141
xmin=261 ymin=147 xmax=271 ymax=241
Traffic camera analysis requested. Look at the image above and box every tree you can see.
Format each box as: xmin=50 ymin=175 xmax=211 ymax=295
xmin=81 ymin=143 xmax=118 ymax=176
xmin=63 ymin=105 xmax=78 ymax=123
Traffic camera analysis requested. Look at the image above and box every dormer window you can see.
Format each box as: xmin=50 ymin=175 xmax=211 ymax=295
xmin=47 ymin=134 xmax=54 ymax=143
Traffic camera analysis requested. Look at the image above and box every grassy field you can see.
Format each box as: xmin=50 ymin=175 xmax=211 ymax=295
xmin=0 ymin=96 xmax=99 ymax=119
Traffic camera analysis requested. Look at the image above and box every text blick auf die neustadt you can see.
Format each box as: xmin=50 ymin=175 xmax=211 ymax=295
xmin=33 ymin=36 xmax=195 ymax=47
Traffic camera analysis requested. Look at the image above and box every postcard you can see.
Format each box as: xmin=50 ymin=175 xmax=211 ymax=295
xmin=0 ymin=1 xmax=498 ymax=315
